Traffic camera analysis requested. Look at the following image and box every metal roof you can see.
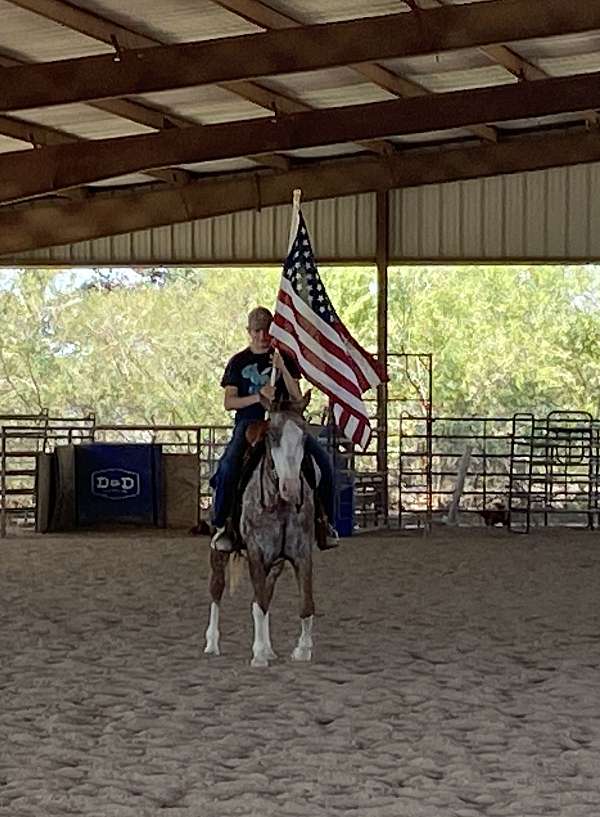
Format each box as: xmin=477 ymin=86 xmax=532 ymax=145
xmin=0 ymin=1 xmax=598 ymax=169
xmin=0 ymin=0 xmax=600 ymax=259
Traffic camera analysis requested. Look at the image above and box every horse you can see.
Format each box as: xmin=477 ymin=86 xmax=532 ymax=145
xmin=204 ymin=396 xmax=318 ymax=667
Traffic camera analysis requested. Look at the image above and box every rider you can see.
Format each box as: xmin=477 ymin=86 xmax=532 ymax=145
xmin=210 ymin=305 xmax=339 ymax=551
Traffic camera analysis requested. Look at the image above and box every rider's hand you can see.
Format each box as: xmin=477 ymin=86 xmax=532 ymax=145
xmin=272 ymin=348 xmax=287 ymax=373
xmin=259 ymin=384 xmax=276 ymax=402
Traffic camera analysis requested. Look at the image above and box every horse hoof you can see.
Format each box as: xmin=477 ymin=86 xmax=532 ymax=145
xmin=291 ymin=647 xmax=312 ymax=662
xmin=204 ymin=643 xmax=220 ymax=656
xmin=251 ymin=656 xmax=269 ymax=668
xmin=265 ymin=649 xmax=278 ymax=661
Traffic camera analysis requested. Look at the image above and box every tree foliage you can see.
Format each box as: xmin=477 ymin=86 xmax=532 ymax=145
xmin=0 ymin=264 xmax=598 ymax=423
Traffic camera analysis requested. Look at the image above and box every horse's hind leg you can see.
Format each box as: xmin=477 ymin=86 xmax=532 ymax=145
xmin=291 ymin=555 xmax=315 ymax=662
xmin=204 ymin=549 xmax=230 ymax=656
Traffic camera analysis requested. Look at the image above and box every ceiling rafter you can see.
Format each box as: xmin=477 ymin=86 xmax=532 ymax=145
xmin=213 ymin=0 xmax=496 ymax=142
xmin=5 ymin=0 xmax=385 ymax=163
xmin=0 ymin=51 xmax=200 ymax=188
xmin=1 ymin=0 xmax=599 ymax=111
xmin=1 ymin=70 xmax=599 ymax=205
xmin=3 ymin=0 xmax=290 ymax=172
xmin=2 ymin=127 xmax=600 ymax=257
xmin=426 ymin=0 xmax=598 ymax=126
xmin=0 ymin=44 xmax=201 ymax=185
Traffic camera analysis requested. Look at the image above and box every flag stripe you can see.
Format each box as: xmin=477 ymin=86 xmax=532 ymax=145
xmin=280 ymin=277 xmax=380 ymax=393
xmin=337 ymin=323 xmax=389 ymax=388
xmin=275 ymin=335 xmax=371 ymax=446
xmin=271 ymin=321 xmax=371 ymax=419
xmin=272 ymin=318 xmax=362 ymax=407
xmin=270 ymin=209 xmax=386 ymax=450
xmin=279 ymin=278 xmax=348 ymax=354
xmin=274 ymin=293 xmax=364 ymax=391
xmin=333 ymin=402 xmax=371 ymax=449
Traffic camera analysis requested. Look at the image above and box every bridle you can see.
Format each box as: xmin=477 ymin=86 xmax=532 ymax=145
xmin=258 ymin=423 xmax=306 ymax=514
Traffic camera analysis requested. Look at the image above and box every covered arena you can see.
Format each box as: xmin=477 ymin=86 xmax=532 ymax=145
xmin=2 ymin=0 xmax=600 ymax=815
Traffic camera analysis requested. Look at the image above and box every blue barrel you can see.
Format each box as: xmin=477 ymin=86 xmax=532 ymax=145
xmin=75 ymin=443 xmax=162 ymax=527
xmin=316 ymin=423 xmax=355 ymax=537
xmin=335 ymin=473 xmax=355 ymax=537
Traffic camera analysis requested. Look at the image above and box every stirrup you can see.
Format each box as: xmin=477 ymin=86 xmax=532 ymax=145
xmin=317 ymin=521 xmax=340 ymax=551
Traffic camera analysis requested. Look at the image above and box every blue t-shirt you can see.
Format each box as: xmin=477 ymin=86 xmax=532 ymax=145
xmin=221 ymin=348 xmax=301 ymax=424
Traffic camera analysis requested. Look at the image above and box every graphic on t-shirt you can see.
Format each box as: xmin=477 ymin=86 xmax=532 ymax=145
xmin=241 ymin=363 xmax=271 ymax=394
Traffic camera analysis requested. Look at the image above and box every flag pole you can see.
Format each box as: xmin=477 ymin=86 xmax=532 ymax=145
xmin=271 ymin=189 xmax=302 ymax=390
xmin=287 ymin=188 xmax=302 ymax=255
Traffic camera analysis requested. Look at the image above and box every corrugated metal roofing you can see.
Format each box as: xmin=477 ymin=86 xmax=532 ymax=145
xmin=1 ymin=1 xmax=599 ymax=173
xmin=391 ymin=163 xmax=600 ymax=261
xmin=1 ymin=0 xmax=600 ymax=261
xmin=8 ymin=193 xmax=376 ymax=264
xmin=48 ymin=0 xmax=261 ymax=43
xmin=9 ymin=162 xmax=600 ymax=264
xmin=14 ymin=105 xmax=155 ymax=140
xmin=255 ymin=0 xmax=408 ymax=24
xmin=0 ymin=0 xmax=108 ymax=60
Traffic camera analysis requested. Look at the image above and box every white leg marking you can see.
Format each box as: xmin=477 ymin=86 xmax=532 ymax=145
xmin=204 ymin=602 xmax=220 ymax=655
xmin=264 ymin=611 xmax=277 ymax=660
xmin=291 ymin=615 xmax=313 ymax=662
xmin=251 ymin=602 xmax=271 ymax=667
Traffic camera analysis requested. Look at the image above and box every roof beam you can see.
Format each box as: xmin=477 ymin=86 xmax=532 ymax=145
xmin=422 ymin=0 xmax=548 ymax=81
xmin=0 ymin=44 xmax=207 ymax=182
xmin=214 ymin=0 xmax=299 ymax=29
xmin=2 ymin=71 xmax=600 ymax=204
xmin=214 ymin=0 xmax=497 ymax=141
xmin=2 ymin=127 xmax=600 ymax=257
xmin=6 ymin=0 xmax=388 ymax=158
xmin=481 ymin=44 xmax=547 ymax=82
xmin=4 ymin=0 xmax=291 ymax=171
xmin=425 ymin=0 xmax=599 ymax=130
xmin=0 ymin=70 xmax=195 ymax=184
xmin=2 ymin=0 xmax=332 ymax=165
xmin=1 ymin=0 xmax=600 ymax=111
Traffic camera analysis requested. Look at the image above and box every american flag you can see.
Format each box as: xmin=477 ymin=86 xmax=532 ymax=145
xmin=270 ymin=210 xmax=388 ymax=449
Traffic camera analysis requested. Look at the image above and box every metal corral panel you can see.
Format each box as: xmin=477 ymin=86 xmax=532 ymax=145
xmin=9 ymin=163 xmax=600 ymax=266
xmin=390 ymin=162 xmax=600 ymax=262
xmin=10 ymin=194 xmax=377 ymax=266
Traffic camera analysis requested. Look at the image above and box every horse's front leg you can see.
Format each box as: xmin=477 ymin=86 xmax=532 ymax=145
xmin=204 ymin=549 xmax=230 ymax=656
xmin=248 ymin=551 xmax=284 ymax=667
xmin=291 ymin=554 xmax=315 ymax=662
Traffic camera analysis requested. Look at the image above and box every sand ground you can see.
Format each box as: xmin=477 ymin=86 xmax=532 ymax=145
xmin=2 ymin=525 xmax=600 ymax=817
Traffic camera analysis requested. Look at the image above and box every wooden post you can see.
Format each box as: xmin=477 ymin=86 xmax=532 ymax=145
xmin=1 ymin=427 xmax=6 ymax=538
xmin=376 ymin=190 xmax=389 ymax=524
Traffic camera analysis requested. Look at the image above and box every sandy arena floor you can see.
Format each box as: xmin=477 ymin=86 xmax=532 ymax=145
xmin=2 ymin=525 xmax=600 ymax=817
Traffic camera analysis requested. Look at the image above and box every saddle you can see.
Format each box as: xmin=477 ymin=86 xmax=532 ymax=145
xmin=226 ymin=419 xmax=330 ymax=551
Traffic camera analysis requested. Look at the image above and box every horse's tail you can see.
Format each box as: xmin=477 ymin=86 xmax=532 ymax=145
xmin=228 ymin=552 xmax=246 ymax=596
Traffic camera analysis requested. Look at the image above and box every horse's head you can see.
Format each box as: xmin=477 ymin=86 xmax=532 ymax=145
xmin=267 ymin=407 xmax=307 ymax=507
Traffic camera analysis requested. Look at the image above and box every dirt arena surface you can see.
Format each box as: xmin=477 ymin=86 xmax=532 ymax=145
xmin=2 ymin=525 xmax=600 ymax=817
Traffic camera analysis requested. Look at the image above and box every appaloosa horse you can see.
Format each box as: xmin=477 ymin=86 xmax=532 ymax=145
xmin=204 ymin=398 xmax=317 ymax=666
